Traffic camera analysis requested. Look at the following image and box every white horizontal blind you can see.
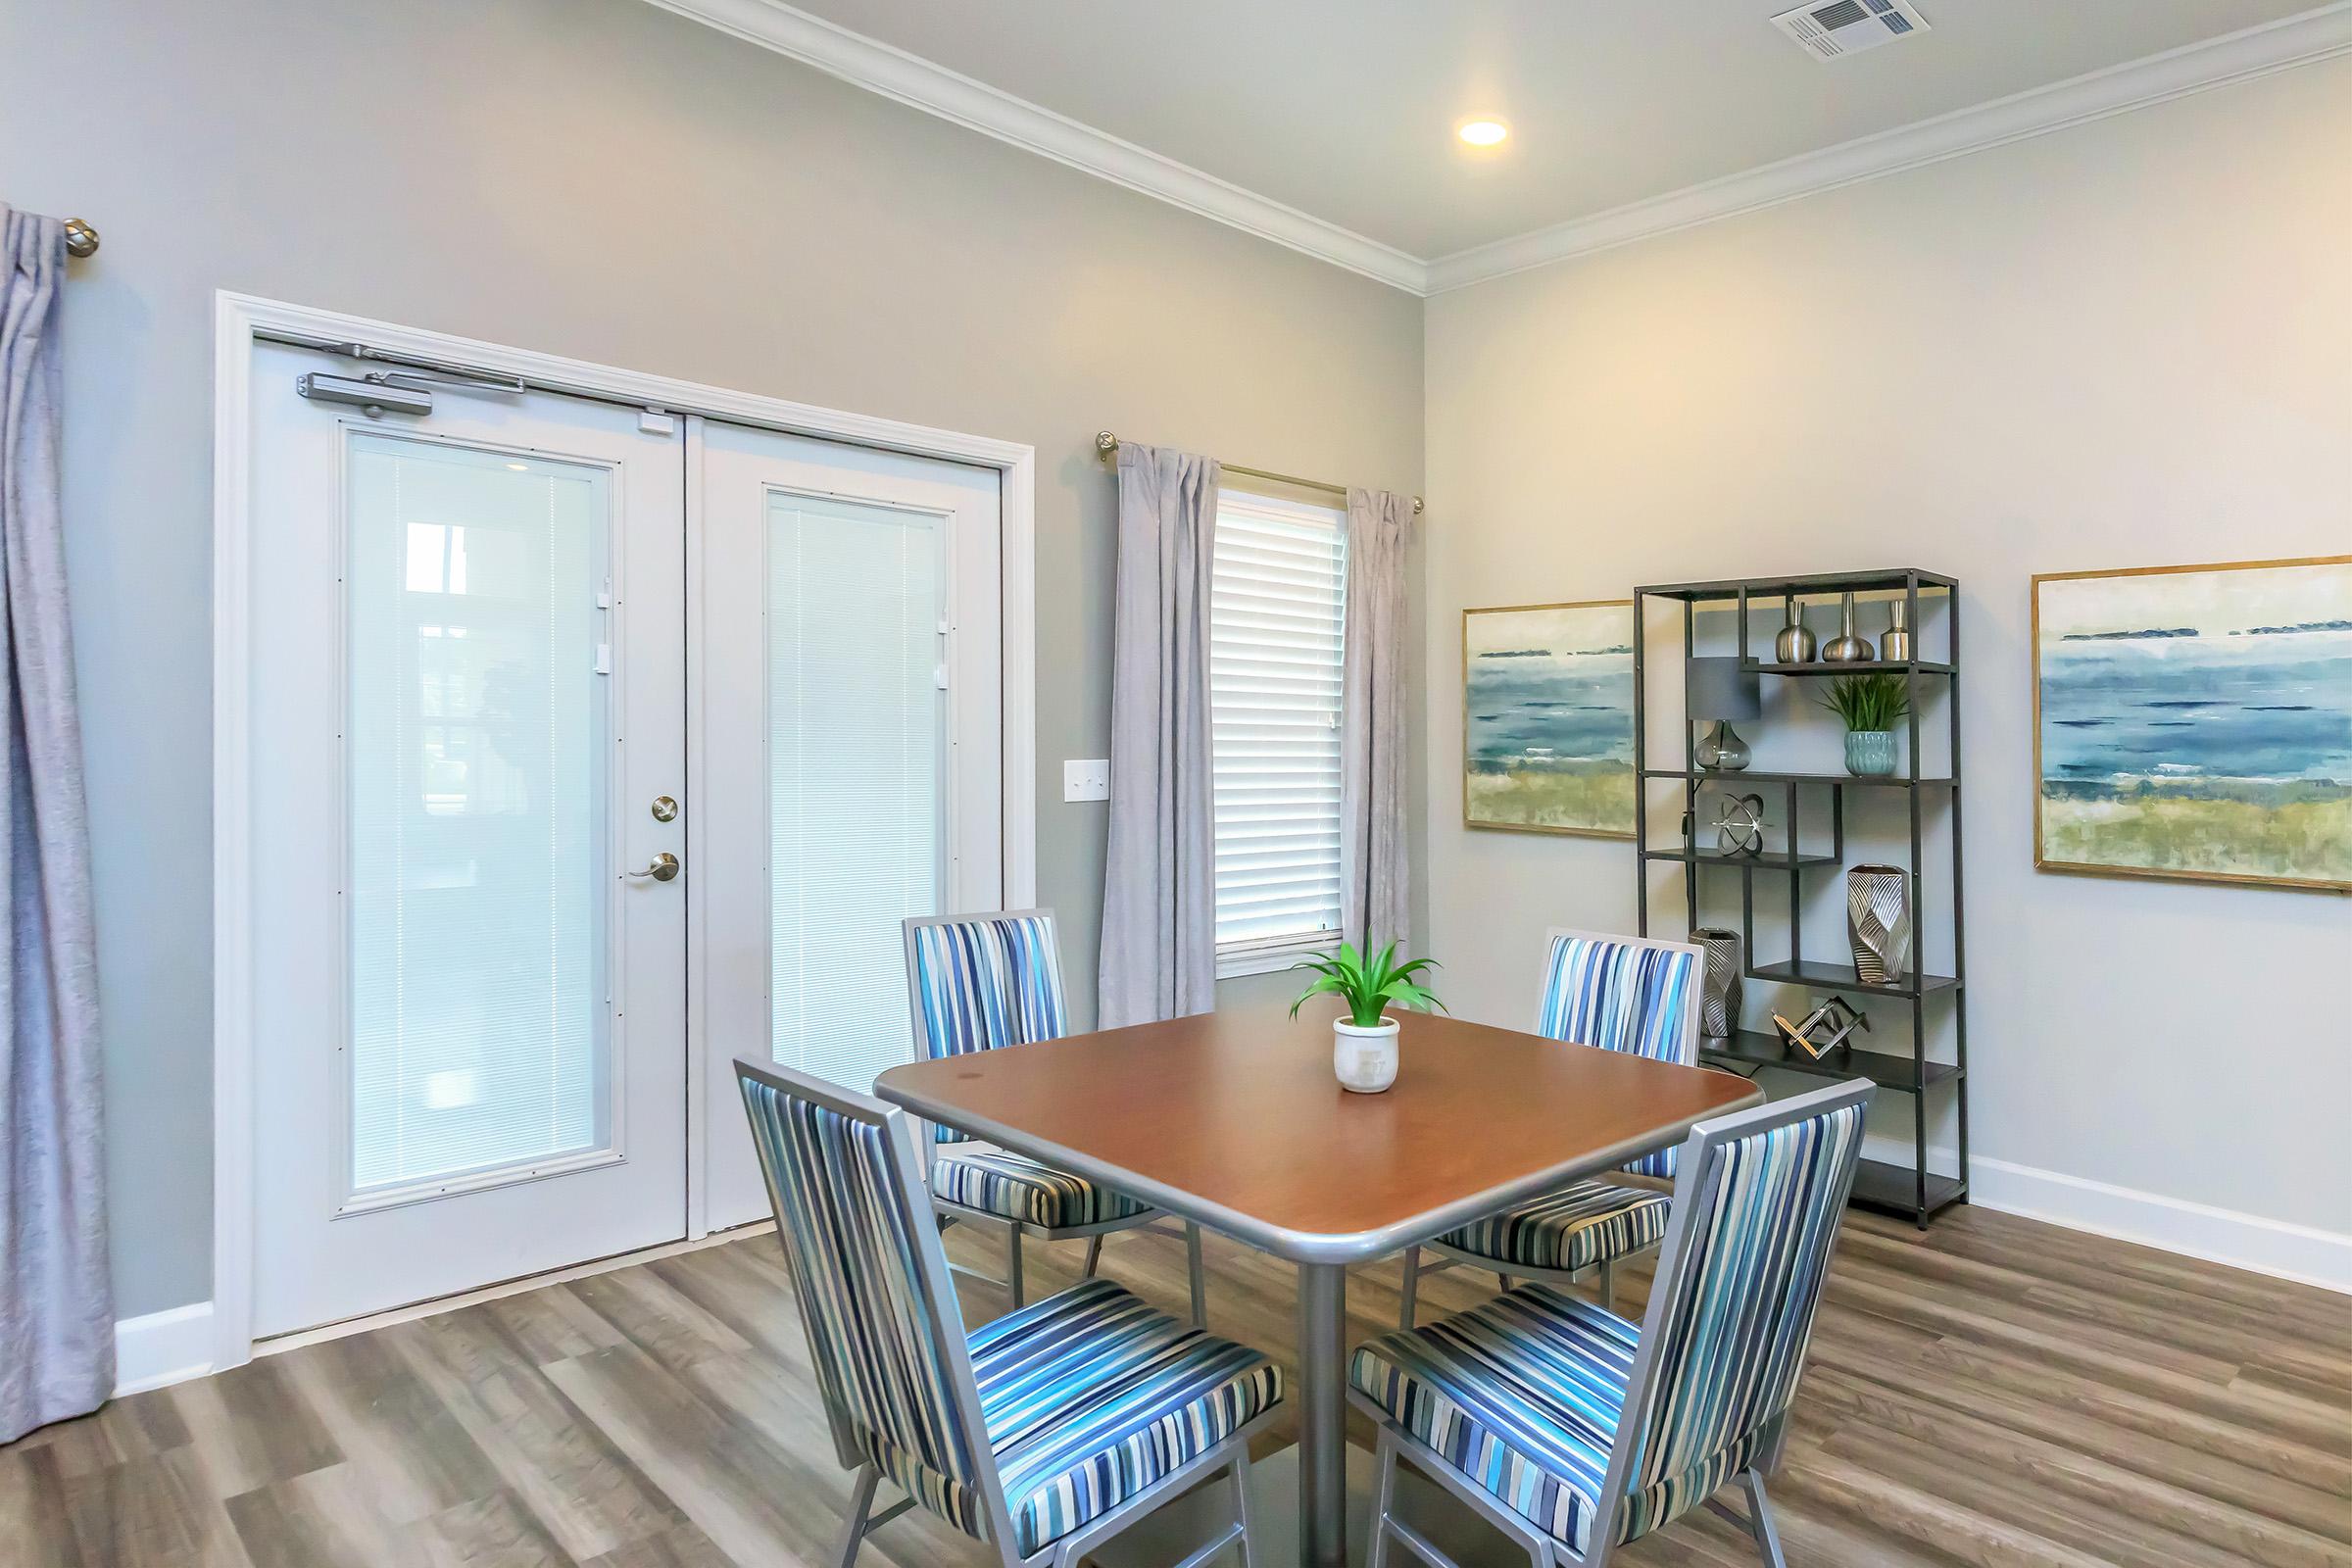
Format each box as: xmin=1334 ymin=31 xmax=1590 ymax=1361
xmin=768 ymin=491 xmax=946 ymax=1091
xmin=1209 ymin=491 xmax=1348 ymax=956
xmin=346 ymin=435 xmax=611 ymax=1194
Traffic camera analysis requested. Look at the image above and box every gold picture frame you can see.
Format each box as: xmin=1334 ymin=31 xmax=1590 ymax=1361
xmin=1462 ymin=599 xmax=1636 ymax=840
xmin=2032 ymin=555 xmax=2352 ymax=895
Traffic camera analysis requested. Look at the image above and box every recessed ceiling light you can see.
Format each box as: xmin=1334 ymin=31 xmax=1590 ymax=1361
xmin=1456 ymin=119 xmax=1509 ymax=148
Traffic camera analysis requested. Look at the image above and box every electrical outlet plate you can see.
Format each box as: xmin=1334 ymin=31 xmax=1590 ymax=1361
xmin=1062 ymin=759 xmax=1110 ymax=802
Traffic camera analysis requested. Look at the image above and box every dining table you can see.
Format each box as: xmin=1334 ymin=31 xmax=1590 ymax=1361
xmin=874 ymin=1002 xmax=1762 ymax=1568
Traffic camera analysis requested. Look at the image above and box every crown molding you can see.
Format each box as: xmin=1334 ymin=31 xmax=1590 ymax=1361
xmin=1424 ymin=2 xmax=2352 ymax=294
xmin=643 ymin=0 xmax=1431 ymax=293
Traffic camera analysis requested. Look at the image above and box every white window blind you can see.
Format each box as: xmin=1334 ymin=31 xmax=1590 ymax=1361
xmin=767 ymin=491 xmax=946 ymax=1092
xmin=1209 ymin=490 xmax=1348 ymax=967
xmin=346 ymin=435 xmax=611 ymax=1195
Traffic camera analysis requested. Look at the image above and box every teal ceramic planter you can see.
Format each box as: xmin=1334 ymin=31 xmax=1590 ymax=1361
xmin=1844 ymin=729 xmax=1897 ymax=776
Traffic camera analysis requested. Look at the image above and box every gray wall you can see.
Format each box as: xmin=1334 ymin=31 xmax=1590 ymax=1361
xmin=1424 ymin=61 xmax=2352 ymax=1254
xmin=0 ymin=0 xmax=1425 ymax=1316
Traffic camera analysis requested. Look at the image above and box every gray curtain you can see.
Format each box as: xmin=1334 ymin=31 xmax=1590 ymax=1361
xmin=1340 ymin=488 xmax=1411 ymax=955
xmin=0 ymin=206 xmax=109 ymax=1443
xmin=1098 ymin=443 xmax=1220 ymax=1028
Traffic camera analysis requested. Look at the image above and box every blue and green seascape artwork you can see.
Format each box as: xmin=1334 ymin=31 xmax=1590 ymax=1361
xmin=2035 ymin=558 xmax=2352 ymax=891
xmin=1464 ymin=601 xmax=1636 ymax=837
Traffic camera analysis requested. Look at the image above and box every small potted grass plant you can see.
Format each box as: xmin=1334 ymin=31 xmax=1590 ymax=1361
xmin=1290 ymin=941 xmax=1443 ymax=1094
xmin=1823 ymin=672 xmax=1911 ymax=777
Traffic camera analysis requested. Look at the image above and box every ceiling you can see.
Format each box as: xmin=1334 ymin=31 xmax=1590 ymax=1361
xmin=769 ymin=0 xmax=2325 ymax=262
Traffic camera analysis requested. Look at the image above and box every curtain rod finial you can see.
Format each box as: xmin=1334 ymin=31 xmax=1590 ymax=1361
xmin=63 ymin=219 xmax=99 ymax=258
xmin=1096 ymin=430 xmax=1117 ymax=454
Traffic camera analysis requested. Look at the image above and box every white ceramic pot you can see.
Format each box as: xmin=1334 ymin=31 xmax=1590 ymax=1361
xmin=1333 ymin=1016 xmax=1401 ymax=1094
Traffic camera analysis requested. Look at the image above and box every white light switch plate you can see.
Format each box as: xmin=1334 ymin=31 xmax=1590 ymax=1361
xmin=1063 ymin=759 xmax=1110 ymax=802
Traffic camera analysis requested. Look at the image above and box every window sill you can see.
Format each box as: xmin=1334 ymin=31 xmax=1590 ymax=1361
xmin=1215 ymin=936 xmax=1337 ymax=981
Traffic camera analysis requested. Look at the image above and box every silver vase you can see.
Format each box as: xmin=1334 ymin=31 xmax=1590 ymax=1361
xmin=1821 ymin=591 xmax=1875 ymax=662
xmin=1882 ymin=597 xmax=1914 ymax=662
xmin=1774 ymin=598 xmax=1816 ymax=663
xmin=1694 ymin=928 xmax=1742 ymax=1038
xmin=1846 ymin=864 xmax=1912 ymax=984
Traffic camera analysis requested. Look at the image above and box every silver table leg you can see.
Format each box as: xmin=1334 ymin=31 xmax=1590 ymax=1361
xmin=1297 ymin=1261 xmax=1348 ymax=1568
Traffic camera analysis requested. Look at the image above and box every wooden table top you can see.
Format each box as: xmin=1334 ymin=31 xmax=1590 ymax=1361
xmin=874 ymin=1004 xmax=1761 ymax=1263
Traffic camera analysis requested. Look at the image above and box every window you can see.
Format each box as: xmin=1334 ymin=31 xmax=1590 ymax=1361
xmin=1208 ymin=490 xmax=1348 ymax=975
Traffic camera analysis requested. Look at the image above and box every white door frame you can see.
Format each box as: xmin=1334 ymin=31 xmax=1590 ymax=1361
xmin=212 ymin=290 xmax=1037 ymax=1372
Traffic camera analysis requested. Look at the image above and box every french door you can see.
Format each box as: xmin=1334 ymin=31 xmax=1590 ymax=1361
xmin=692 ymin=419 xmax=1004 ymax=1231
xmin=243 ymin=337 xmax=1007 ymax=1336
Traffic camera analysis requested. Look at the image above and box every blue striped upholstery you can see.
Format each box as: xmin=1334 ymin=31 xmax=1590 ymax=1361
xmin=908 ymin=913 xmax=1068 ymax=1145
xmin=736 ymin=1072 xmax=990 ymax=1536
xmin=1622 ymin=1101 xmax=1864 ymax=1513
xmin=1357 ymin=1097 xmax=1867 ymax=1553
xmin=931 ymin=1148 xmax=1153 ymax=1229
xmin=1536 ymin=933 xmax=1699 ymax=1179
xmin=975 ymin=1278 xmax=1283 ymax=1553
xmin=1351 ymin=1284 xmax=1635 ymax=1553
xmin=1432 ymin=1179 xmax=1670 ymax=1275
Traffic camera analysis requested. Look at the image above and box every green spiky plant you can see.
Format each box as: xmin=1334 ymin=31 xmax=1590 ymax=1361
xmin=1821 ymin=672 xmax=1912 ymax=733
xmin=1289 ymin=941 xmax=1445 ymax=1028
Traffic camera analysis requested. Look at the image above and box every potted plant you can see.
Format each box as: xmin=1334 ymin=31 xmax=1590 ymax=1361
xmin=1822 ymin=672 xmax=1911 ymax=777
xmin=1289 ymin=941 xmax=1444 ymax=1094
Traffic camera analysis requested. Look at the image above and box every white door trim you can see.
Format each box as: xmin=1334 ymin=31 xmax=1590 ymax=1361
xmin=213 ymin=290 xmax=1038 ymax=1372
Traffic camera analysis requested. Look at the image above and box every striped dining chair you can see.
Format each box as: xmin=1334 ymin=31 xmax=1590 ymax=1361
xmin=736 ymin=1058 xmax=1283 ymax=1568
xmin=1397 ymin=927 xmax=1703 ymax=1326
xmin=904 ymin=909 xmax=1208 ymax=1326
xmin=1350 ymin=1079 xmax=1871 ymax=1568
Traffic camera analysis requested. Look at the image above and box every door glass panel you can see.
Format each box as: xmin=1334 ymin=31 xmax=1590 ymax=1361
xmin=767 ymin=491 xmax=945 ymax=1088
xmin=346 ymin=434 xmax=612 ymax=1194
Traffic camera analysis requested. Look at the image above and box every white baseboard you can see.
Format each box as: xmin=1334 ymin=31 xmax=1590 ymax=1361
xmin=1860 ymin=1132 xmax=2350 ymax=1296
xmin=115 ymin=1301 xmax=216 ymax=1396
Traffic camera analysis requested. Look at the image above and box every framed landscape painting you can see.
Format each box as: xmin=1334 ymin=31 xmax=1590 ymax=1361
xmin=1463 ymin=600 xmax=1636 ymax=838
xmin=2034 ymin=556 xmax=2352 ymax=893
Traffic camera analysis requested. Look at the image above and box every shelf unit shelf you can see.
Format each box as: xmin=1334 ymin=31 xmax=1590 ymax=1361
xmin=1634 ymin=566 xmax=1970 ymax=1228
xmin=1700 ymin=1029 xmax=1961 ymax=1091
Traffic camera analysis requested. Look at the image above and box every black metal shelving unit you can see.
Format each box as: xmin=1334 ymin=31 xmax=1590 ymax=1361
xmin=1633 ymin=567 xmax=1969 ymax=1226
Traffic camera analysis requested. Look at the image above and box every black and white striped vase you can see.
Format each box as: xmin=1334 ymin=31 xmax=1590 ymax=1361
xmin=1846 ymin=864 xmax=1913 ymax=985
xmin=1694 ymin=928 xmax=1742 ymax=1038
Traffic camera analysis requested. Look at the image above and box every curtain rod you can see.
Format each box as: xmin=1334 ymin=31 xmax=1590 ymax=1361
xmin=63 ymin=219 xmax=99 ymax=258
xmin=1096 ymin=431 xmax=1422 ymax=515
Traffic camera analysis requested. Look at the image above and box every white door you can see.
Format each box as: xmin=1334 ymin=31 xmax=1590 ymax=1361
xmin=247 ymin=343 xmax=687 ymax=1336
xmin=693 ymin=418 xmax=1004 ymax=1231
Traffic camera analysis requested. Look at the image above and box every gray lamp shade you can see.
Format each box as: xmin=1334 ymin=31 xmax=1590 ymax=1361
xmin=1686 ymin=656 xmax=1762 ymax=721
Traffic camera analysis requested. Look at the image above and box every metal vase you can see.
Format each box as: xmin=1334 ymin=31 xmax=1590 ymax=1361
xmin=1694 ymin=928 xmax=1742 ymax=1038
xmin=1774 ymin=598 xmax=1816 ymax=663
xmin=1821 ymin=591 xmax=1875 ymax=662
xmin=1846 ymin=864 xmax=1912 ymax=985
xmin=1882 ymin=597 xmax=1914 ymax=662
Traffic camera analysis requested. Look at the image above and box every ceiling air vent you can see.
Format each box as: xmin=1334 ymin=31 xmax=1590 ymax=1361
xmin=1772 ymin=0 xmax=1931 ymax=60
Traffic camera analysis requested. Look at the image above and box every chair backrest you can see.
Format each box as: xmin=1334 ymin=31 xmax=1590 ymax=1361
xmin=903 ymin=909 xmax=1069 ymax=1144
xmin=734 ymin=1058 xmax=1010 ymax=1548
xmin=1593 ymin=1079 xmax=1871 ymax=1551
xmin=1534 ymin=927 xmax=1704 ymax=1176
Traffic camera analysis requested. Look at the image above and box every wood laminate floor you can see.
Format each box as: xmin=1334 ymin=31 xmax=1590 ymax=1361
xmin=4 ymin=1203 xmax=2347 ymax=1567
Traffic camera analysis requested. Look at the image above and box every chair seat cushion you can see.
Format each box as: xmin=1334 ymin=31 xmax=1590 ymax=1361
xmin=972 ymin=1278 xmax=1283 ymax=1553
xmin=931 ymin=1148 xmax=1153 ymax=1229
xmin=1349 ymin=1283 xmax=1638 ymax=1553
xmin=1434 ymin=1179 xmax=1669 ymax=1274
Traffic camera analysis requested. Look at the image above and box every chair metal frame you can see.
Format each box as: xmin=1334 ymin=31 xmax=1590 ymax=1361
xmin=903 ymin=908 xmax=1207 ymax=1326
xmin=1354 ymin=1078 xmax=1874 ymax=1568
xmin=736 ymin=1056 xmax=1277 ymax=1568
xmin=1397 ymin=927 xmax=1705 ymax=1326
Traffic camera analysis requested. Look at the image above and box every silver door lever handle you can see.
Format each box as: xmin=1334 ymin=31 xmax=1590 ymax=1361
xmin=626 ymin=853 xmax=681 ymax=882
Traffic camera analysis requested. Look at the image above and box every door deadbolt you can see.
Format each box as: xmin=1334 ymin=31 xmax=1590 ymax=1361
xmin=650 ymin=795 xmax=679 ymax=822
xmin=627 ymin=853 xmax=681 ymax=882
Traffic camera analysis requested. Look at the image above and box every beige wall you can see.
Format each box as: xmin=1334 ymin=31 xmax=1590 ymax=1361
xmin=1424 ymin=60 xmax=2352 ymax=1267
xmin=0 ymin=0 xmax=1424 ymax=1315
